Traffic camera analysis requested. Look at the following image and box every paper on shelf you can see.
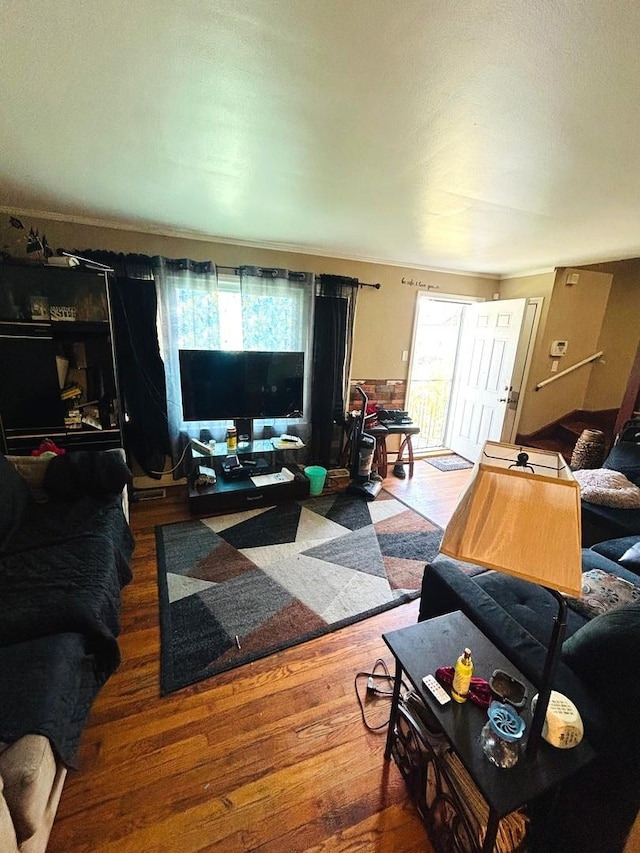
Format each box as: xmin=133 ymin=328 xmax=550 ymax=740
xmin=250 ymin=468 xmax=295 ymax=487
xmin=270 ymin=437 xmax=304 ymax=449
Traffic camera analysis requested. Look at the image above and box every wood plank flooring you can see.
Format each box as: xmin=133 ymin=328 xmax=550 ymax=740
xmin=48 ymin=461 xmax=469 ymax=853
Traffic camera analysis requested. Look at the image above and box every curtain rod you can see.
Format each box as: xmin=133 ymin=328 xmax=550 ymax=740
xmin=216 ymin=265 xmax=381 ymax=289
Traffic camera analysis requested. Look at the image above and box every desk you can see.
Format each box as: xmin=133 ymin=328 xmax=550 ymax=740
xmin=368 ymin=423 xmax=421 ymax=478
xmin=383 ymin=611 xmax=594 ymax=853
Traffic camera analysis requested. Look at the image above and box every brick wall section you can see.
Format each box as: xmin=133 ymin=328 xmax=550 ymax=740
xmin=348 ymin=379 xmax=407 ymax=413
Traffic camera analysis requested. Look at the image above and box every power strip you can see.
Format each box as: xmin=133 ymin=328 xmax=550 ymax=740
xmin=191 ymin=438 xmax=215 ymax=455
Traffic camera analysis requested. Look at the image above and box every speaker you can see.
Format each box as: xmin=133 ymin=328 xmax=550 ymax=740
xmin=234 ymin=418 xmax=253 ymax=447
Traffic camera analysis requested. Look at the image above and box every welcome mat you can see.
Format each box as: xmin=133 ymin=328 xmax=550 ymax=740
xmin=156 ymin=490 xmax=443 ymax=693
xmin=426 ymin=454 xmax=473 ymax=472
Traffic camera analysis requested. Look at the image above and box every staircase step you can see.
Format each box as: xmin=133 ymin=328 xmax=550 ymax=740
xmin=522 ymin=437 xmax=573 ymax=463
xmin=558 ymin=420 xmax=602 ymax=439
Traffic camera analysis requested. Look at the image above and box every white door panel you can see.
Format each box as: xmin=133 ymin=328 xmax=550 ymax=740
xmin=447 ymin=299 xmax=527 ymax=462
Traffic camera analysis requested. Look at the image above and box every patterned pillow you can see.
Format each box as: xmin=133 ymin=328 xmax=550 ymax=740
xmin=565 ymin=569 xmax=640 ymax=619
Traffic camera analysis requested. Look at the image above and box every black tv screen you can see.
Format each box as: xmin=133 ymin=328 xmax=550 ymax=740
xmin=179 ymin=350 xmax=304 ymax=421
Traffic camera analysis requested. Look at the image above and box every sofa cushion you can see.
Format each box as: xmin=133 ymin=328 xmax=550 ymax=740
xmin=474 ymin=570 xmax=588 ymax=644
xmin=603 ymin=441 xmax=640 ymax=487
xmin=581 ymin=501 xmax=640 ymax=541
xmin=562 ymin=601 xmax=640 ymax=719
xmin=0 ymin=454 xmax=31 ymax=551
xmin=590 ymin=535 xmax=640 ymax=563
xmin=0 ymin=735 xmax=57 ymax=843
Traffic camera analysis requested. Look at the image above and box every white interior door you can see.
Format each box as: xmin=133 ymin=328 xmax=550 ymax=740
xmin=446 ymin=299 xmax=527 ymax=462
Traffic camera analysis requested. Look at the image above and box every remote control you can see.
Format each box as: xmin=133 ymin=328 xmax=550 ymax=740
xmin=422 ymin=674 xmax=451 ymax=705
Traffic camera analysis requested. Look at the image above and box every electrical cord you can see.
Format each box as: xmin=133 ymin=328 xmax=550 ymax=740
xmin=148 ymin=439 xmax=194 ymax=476
xmin=354 ymin=658 xmax=408 ymax=732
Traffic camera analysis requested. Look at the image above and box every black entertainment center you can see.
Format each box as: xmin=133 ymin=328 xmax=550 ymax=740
xmin=178 ymin=348 xmax=309 ymax=514
xmin=187 ymin=438 xmax=309 ymax=514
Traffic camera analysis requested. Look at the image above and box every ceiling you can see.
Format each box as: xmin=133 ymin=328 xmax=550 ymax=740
xmin=3 ymin=1 xmax=640 ymax=276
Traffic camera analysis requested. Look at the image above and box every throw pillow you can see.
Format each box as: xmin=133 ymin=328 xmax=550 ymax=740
xmin=619 ymin=541 xmax=640 ymax=570
xmin=565 ymin=569 xmax=640 ymax=619
xmin=572 ymin=468 xmax=640 ymax=508
xmin=602 ymin=441 xmax=640 ymax=487
xmin=0 ymin=454 xmax=31 ymax=550
xmin=6 ymin=454 xmax=55 ymax=503
xmin=43 ymin=450 xmax=131 ymax=500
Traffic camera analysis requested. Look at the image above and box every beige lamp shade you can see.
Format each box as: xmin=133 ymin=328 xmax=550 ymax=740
xmin=440 ymin=441 xmax=582 ymax=596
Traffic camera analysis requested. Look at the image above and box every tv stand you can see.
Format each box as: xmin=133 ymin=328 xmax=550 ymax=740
xmin=187 ymin=438 xmax=309 ymax=515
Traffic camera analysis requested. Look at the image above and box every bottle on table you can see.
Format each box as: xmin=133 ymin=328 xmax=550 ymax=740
xmin=226 ymin=426 xmax=237 ymax=452
xmin=451 ymin=647 xmax=473 ymax=703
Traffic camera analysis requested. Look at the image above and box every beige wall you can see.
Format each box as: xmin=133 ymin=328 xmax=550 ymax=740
xmin=500 ymin=268 xmax=613 ymax=435
xmin=0 ymin=214 xmax=496 ymax=386
xmin=499 ymin=271 xmax=555 ymax=435
xmin=583 ymin=259 xmax=640 ymax=410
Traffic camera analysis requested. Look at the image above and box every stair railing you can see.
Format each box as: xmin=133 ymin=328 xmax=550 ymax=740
xmin=535 ymin=351 xmax=603 ymax=391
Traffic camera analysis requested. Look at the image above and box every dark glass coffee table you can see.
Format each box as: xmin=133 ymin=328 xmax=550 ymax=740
xmin=383 ymin=610 xmax=595 ymax=853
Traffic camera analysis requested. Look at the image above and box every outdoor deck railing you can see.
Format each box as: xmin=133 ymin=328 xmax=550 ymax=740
xmin=407 ymin=379 xmax=453 ymax=450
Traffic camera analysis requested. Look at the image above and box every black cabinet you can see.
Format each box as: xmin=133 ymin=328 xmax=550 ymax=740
xmin=0 ymin=263 xmax=123 ymax=454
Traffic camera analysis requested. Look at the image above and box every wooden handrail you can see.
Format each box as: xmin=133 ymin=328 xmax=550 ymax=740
xmin=535 ymin=351 xmax=603 ymax=391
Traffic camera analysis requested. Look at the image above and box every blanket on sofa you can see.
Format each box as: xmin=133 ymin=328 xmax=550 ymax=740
xmin=0 ymin=498 xmax=133 ymax=767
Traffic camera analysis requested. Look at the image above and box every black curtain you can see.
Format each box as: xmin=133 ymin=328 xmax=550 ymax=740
xmin=66 ymin=250 xmax=171 ymax=478
xmin=310 ymin=275 xmax=358 ymax=468
xmin=110 ymin=276 xmax=171 ymax=478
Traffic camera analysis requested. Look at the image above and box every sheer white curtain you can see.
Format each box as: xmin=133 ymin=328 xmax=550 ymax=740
xmin=155 ymin=258 xmax=220 ymax=455
xmin=239 ymin=266 xmax=314 ymax=442
xmin=155 ymin=260 xmax=314 ymax=460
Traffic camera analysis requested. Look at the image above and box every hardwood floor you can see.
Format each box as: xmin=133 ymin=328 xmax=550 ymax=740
xmin=48 ymin=462 xmax=469 ymax=853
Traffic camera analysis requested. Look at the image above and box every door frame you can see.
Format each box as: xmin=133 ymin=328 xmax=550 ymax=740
xmin=503 ymin=297 xmax=543 ymax=443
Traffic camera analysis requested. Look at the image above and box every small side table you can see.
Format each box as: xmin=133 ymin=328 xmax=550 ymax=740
xmin=383 ymin=611 xmax=595 ymax=853
xmin=367 ymin=423 xmax=421 ymax=478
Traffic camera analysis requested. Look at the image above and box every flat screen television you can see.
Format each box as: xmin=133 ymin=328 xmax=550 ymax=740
xmin=179 ymin=349 xmax=304 ymax=421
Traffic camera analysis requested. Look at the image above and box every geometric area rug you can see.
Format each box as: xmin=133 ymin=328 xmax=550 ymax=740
xmin=155 ymin=489 xmax=443 ymax=694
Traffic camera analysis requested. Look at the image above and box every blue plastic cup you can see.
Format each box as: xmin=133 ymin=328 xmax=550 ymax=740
xmin=304 ymin=465 xmax=327 ymax=496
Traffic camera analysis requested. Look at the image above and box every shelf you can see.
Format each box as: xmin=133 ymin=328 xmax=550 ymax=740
xmin=188 ymin=464 xmax=310 ymax=514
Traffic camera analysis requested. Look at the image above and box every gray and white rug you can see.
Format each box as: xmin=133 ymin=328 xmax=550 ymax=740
xmin=156 ymin=489 xmax=443 ymax=693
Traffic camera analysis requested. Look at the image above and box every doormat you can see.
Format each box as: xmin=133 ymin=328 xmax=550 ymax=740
xmin=425 ymin=454 xmax=474 ymax=472
xmin=156 ymin=490 xmax=443 ymax=693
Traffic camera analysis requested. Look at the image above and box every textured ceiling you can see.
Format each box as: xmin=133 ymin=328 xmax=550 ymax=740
xmin=2 ymin=0 xmax=640 ymax=275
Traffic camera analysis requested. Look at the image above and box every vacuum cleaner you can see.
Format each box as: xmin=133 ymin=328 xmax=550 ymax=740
xmin=346 ymin=385 xmax=383 ymax=501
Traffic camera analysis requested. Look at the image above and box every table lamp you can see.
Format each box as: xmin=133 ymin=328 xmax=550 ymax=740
xmin=439 ymin=440 xmax=583 ymax=758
